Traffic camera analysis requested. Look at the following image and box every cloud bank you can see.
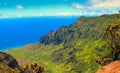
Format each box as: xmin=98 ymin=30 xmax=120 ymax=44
xmin=16 ymin=5 xmax=24 ymax=10
xmin=71 ymin=0 xmax=120 ymax=16
xmin=72 ymin=0 xmax=120 ymax=9
xmin=0 ymin=0 xmax=120 ymax=18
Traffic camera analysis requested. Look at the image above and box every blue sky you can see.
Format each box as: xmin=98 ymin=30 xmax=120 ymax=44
xmin=0 ymin=0 xmax=120 ymax=18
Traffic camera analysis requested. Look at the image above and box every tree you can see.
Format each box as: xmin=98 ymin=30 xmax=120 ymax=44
xmin=24 ymin=63 xmax=44 ymax=73
xmin=104 ymin=24 xmax=120 ymax=61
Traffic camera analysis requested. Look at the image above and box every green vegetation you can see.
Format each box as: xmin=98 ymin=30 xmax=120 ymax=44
xmin=6 ymin=39 xmax=111 ymax=73
xmin=6 ymin=44 xmax=67 ymax=73
xmin=24 ymin=63 xmax=44 ymax=73
xmin=6 ymin=14 xmax=120 ymax=73
xmin=39 ymin=14 xmax=120 ymax=45
xmin=104 ymin=24 xmax=120 ymax=61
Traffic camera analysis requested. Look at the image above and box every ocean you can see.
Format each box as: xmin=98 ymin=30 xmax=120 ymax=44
xmin=0 ymin=16 xmax=78 ymax=50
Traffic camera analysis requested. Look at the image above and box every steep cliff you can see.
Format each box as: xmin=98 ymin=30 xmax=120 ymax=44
xmin=39 ymin=14 xmax=120 ymax=46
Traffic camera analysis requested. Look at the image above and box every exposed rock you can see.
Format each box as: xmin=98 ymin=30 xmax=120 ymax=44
xmin=96 ymin=60 xmax=120 ymax=73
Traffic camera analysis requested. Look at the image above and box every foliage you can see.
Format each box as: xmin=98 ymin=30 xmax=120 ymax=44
xmin=95 ymin=56 xmax=112 ymax=66
xmin=23 ymin=63 xmax=44 ymax=73
xmin=104 ymin=24 xmax=120 ymax=61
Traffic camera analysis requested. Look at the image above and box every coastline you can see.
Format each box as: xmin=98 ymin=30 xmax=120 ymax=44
xmin=0 ymin=45 xmax=23 ymax=51
xmin=0 ymin=16 xmax=78 ymax=51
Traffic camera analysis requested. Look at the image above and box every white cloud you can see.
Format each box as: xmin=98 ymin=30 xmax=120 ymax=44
xmin=88 ymin=0 xmax=120 ymax=9
xmin=16 ymin=5 xmax=24 ymax=10
xmin=88 ymin=0 xmax=103 ymax=4
xmin=57 ymin=12 xmax=73 ymax=16
xmin=71 ymin=0 xmax=120 ymax=16
xmin=72 ymin=0 xmax=120 ymax=9
xmin=72 ymin=2 xmax=84 ymax=9
xmin=90 ymin=0 xmax=120 ymax=8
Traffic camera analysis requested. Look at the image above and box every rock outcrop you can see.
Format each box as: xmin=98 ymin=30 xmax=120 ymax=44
xmin=0 ymin=52 xmax=23 ymax=73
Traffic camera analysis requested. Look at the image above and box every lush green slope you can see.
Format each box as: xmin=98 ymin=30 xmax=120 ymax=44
xmin=6 ymin=44 xmax=68 ymax=73
xmin=7 ymin=14 xmax=120 ymax=73
xmin=39 ymin=14 xmax=120 ymax=45
xmin=7 ymin=39 xmax=110 ymax=73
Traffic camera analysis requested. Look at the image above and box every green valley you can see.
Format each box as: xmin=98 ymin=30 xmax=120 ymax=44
xmin=6 ymin=14 xmax=120 ymax=73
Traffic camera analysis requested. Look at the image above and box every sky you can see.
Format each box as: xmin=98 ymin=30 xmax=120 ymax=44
xmin=0 ymin=0 xmax=120 ymax=18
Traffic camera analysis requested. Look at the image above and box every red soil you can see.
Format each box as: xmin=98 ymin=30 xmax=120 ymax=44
xmin=96 ymin=60 xmax=120 ymax=73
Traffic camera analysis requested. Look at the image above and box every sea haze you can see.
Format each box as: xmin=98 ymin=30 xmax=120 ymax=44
xmin=0 ymin=16 xmax=78 ymax=50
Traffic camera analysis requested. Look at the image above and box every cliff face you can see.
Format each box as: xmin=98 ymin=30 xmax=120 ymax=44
xmin=39 ymin=14 xmax=120 ymax=45
xmin=97 ymin=60 xmax=120 ymax=73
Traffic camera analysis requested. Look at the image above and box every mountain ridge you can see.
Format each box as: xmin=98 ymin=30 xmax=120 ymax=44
xmin=39 ymin=14 xmax=120 ymax=46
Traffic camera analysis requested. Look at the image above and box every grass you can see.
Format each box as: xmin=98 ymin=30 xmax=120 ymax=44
xmin=5 ymin=38 xmax=111 ymax=73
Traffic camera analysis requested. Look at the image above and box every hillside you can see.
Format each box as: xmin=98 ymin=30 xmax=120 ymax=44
xmin=0 ymin=51 xmax=44 ymax=73
xmin=0 ymin=52 xmax=23 ymax=73
xmin=7 ymin=14 xmax=120 ymax=73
